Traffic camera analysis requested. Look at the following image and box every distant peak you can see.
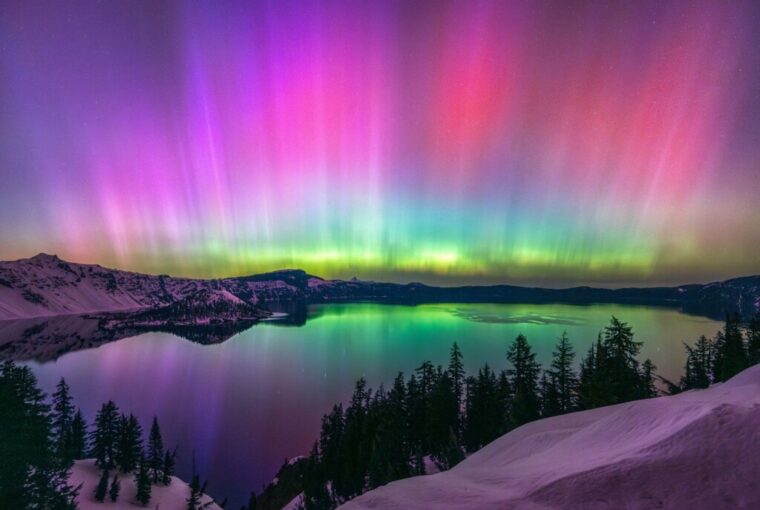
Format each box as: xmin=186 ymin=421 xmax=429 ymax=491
xmin=30 ymin=252 xmax=61 ymax=262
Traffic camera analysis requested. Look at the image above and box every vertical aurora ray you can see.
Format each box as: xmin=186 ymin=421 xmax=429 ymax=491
xmin=0 ymin=0 xmax=758 ymax=285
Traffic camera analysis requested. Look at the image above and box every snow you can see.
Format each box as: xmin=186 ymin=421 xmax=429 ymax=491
xmin=282 ymin=492 xmax=304 ymax=510
xmin=70 ymin=459 xmax=222 ymax=510
xmin=340 ymin=364 xmax=760 ymax=510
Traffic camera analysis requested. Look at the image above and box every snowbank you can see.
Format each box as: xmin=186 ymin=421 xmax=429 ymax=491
xmin=70 ymin=459 xmax=222 ymax=510
xmin=340 ymin=365 xmax=760 ymax=510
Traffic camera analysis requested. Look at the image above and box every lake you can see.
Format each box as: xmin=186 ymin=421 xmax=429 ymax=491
xmin=20 ymin=302 xmax=723 ymax=506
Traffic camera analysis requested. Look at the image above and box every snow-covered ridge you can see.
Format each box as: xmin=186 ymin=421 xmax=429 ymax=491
xmin=70 ymin=459 xmax=222 ymax=510
xmin=1 ymin=253 xmax=759 ymax=321
xmin=0 ymin=254 xmax=317 ymax=320
xmin=339 ymin=364 xmax=760 ymax=510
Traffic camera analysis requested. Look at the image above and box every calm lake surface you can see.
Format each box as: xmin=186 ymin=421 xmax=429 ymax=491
xmin=23 ymin=303 xmax=723 ymax=506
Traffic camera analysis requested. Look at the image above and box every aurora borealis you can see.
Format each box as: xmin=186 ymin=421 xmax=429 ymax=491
xmin=1 ymin=0 xmax=759 ymax=285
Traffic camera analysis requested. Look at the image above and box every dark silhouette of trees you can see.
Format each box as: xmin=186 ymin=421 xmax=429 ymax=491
xmin=163 ymin=447 xmax=177 ymax=485
xmin=116 ymin=413 xmax=143 ymax=472
xmin=135 ymin=455 xmax=152 ymax=506
xmin=69 ymin=409 xmax=88 ymax=460
xmin=52 ymin=378 xmax=74 ymax=464
xmin=506 ymin=334 xmax=541 ymax=426
xmin=748 ymin=313 xmax=760 ymax=364
xmin=148 ymin=416 xmax=165 ymax=483
xmin=681 ymin=335 xmax=714 ymax=389
xmin=548 ymin=331 xmax=578 ymax=413
xmin=713 ymin=313 xmax=747 ymax=382
xmin=0 ymin=362 xmax=80 ymax=509
xmin=91 ymin=400 xmax=120 ymax=469
xmin=463 ymin=365 xmax=507 ymax=451
xmin=448 ymin=342 xmax=465 ymax=425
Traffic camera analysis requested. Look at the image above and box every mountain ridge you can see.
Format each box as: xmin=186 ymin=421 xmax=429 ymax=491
xmin=0 ymin=253 xmax=759 ymax=321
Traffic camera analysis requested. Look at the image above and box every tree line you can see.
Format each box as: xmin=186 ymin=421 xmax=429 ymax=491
xmin=0 ymin=362 xmax=219 ymax=510
xmin=676 ymin=312 xmax=760 ymax=390
xmin=251 ymin=313 xmax=760 ymax=510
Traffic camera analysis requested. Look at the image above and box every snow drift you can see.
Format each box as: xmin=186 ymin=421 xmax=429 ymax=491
xmin=340 ymin=365 xmax=760 ymax=510
xmin=70 ymin=459 xmax=222 ymax=510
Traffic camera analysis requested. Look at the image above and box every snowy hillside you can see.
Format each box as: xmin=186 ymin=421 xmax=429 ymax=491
xmin=70 ymin=459 xmax=222 ymax=510
xmin=340 ymin=365 xmax=760 ymax=510
xmin=0 ymin=254 xmax=303 ymax=320
xmin=1 ymin=254 xmax=758 ymax=321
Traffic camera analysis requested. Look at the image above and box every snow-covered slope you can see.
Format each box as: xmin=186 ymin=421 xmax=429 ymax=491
xmin=0 ymin=254 xmax=211 ymax=319
xmin=0 ymin=254 xmax=301 ymax=320
xmin=340 ymin=365 xmax=760 ymax=510
xmin=70 ymin=459 xmax=222 ymax=510
xmin=1 ymin=254 xmax=759 ymax=321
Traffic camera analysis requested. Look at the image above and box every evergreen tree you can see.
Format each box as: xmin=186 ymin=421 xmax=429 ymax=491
xmin=506 ymin=334 xmax=541 ymax=426
xmin=578 ymin=335 xmax=609 ymax=408
xmin=135 ymin=455 xmax=152 ymax=506
xmin=109 ymin=473 xmax=121 ymax=502
xmin=447 ymin=343 xmax=465 ymax=422
xmin=116 ymin=413 xmax=143 ymax=472
xmin=187 ymin=471 xmax=202 ymax=510
xmin=539 ymin=371 xmax=562 ymax=418
xmin=639 ymin=359 xmax=658 ymax=398
xmin=244 ymin=492 xmax=257 ymax=510
xmin=549 ymin=331 xmax=578 ymax=412
xmin=318 ymin=404 xmax=344 ymax=494
xmin=148 ymin=416 xmax=165 ymax=483
xmin=428 ymin=372 xmax=461 ymax=469
xmin=52 ymin=378 xmax=74 ymax=463
xmin=0 ymin=362 xmax=80 ymax=509
xmin=94 ymin=469 xmax=109 ymax=502
xmin=299 ymin=442 xmax=333 ymax=509
xmin=335 ymin=378 xmax=371 ymax=500
xmin=463 ymin=365 xmax=504 ymax=451
xmin=748 ymin=313 xmax=760 ymax=365
xmin=681 ymin=335 xmax=714 ymax=389
xmin=68 ymin=409 xmax=88 ymax=460
xmin=163 ymin=447 xmax=177 ymax=485
xmin=603 ymin=316 xmax=642 ymax=402
xmin=91 ymin=400 xmax=120 ymax=469
xmin=715 ymin=313 xmax=747 ymax=382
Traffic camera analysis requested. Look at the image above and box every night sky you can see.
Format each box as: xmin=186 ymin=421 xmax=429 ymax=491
xmin=1 ymin=0 xmax=759 ymax=286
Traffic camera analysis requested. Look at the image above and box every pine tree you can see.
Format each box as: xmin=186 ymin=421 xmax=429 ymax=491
xmin=68 ymin=409 xmax=88 ymax=460
xmin=51 ymin=378 xmax=74 ymax=463
xmin=603 ymin=316 xmax=642 ymax=403
xmin=539 ymin=371 xmax=562 ymax=418
xmin=463 ymin=365 xmax=503 ymax=451
xmin=715 ymin=313 xmax=747 ymax=382
xmin=162 ymin=447 xmax=177 ymax=485
xmin=109 ymin=473 xmax=121 ymax=502
xmin=681 ymin=336 xmax=713 ymax=389
xmin=748 ymin=313 xmax=760 ymax=365
xmin=428 ymin=372 xmax=460 ymax=468
xmin=187 ymin=470 xmax=203 ymax=510
xmin=116 ymin=413 xmax=143 ymax=472
xmin=639 ymin=359 xmax=658 ymax=398
xmin=448 ymin=343 xmax=465 ymax=420
xmin=244 ymin=492 xmax=257 ymax=510
xmin=94 ymin=469 xmax=109 ymax=502
xmin=148 ymin=416 xmax=165 ymax=483
xmin=91 ymin=401 xmax=120 ymax=469
xmin=135 ymin=455 xmax=151 ymax=506
xmin=549 ymin=331 xmax=578 ymax=412
xmin=0 ymin=362 xmax=80 ymax=509
xmin=506 ymin=334 xmax=541 ymax=426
